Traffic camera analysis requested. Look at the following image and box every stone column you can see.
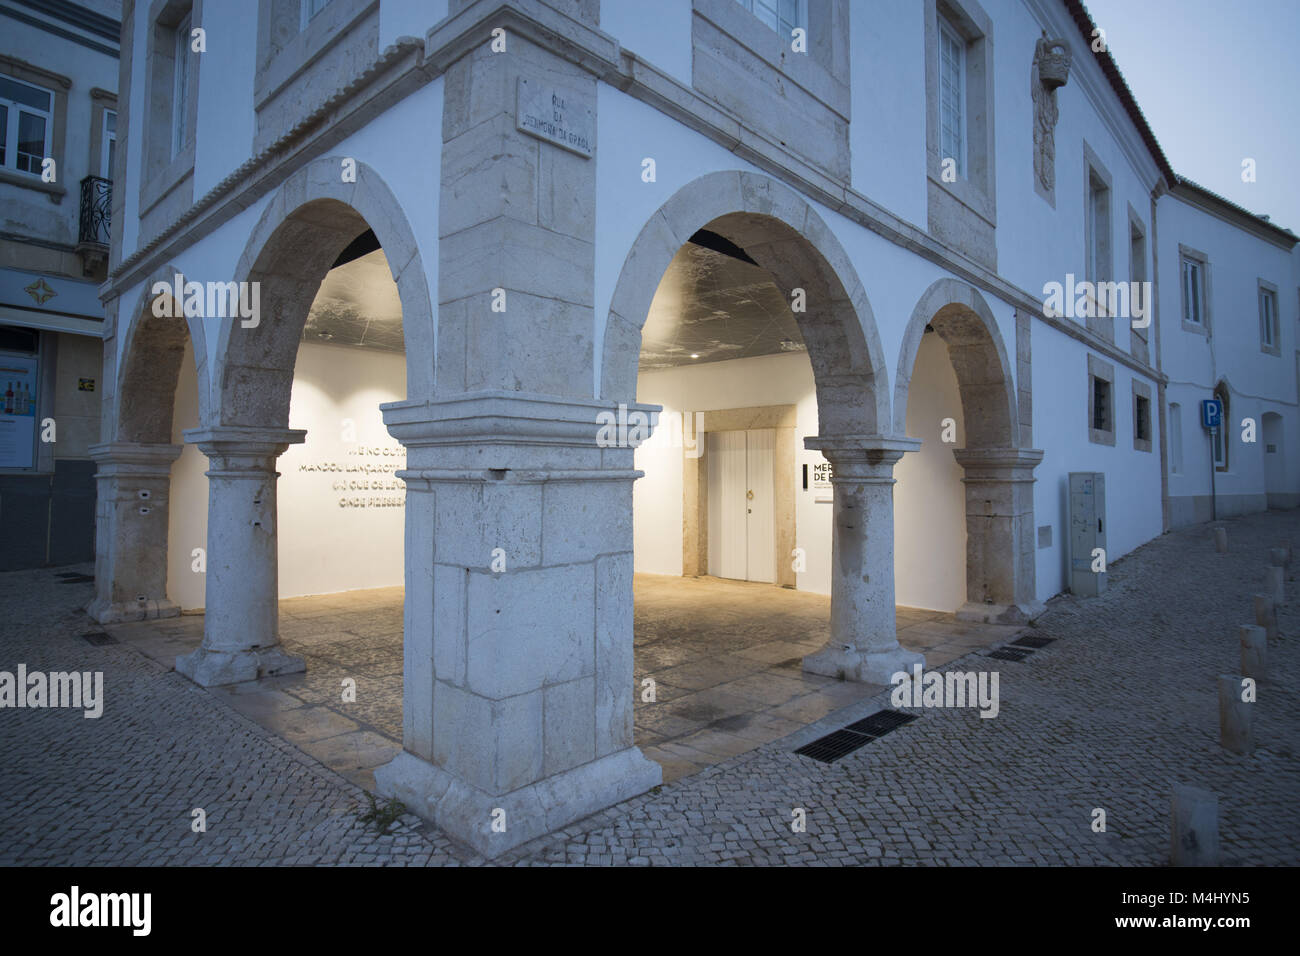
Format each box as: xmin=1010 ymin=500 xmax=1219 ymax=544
xmin=802 ymin=437 xmax=924 ymax=683
xmin=174 ymin=426 xmax=306 ymax=686
xmin=86 ymin=441 xmax=183 ymax=624
xmin=951 ymin=447 xmax=1045 ymax=624
xmin=374 ymin=393 xmax=662 ymax=859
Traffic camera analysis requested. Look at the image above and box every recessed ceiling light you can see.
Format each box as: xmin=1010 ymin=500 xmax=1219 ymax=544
xmin=690 ymin=353 xmax=700 ymax=359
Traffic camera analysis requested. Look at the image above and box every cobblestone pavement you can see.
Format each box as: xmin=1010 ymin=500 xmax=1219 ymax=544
xmin=2 ymin=510 xmax=1298 ymax=865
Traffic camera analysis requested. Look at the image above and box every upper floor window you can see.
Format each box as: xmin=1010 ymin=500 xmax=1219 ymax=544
xmin=101 ymin=109 xmax=117 ymax=179
xmin=301 ymin=0 xmax=331 ymax=29
xmin=1085 ymin=170 xmax=1110 ymax=286
xmin=1180 ymin=247 xmax=1208 ymax=333
xmin=938 ymin=16 xmax=965 ymax=176
xmin=171 ymin=14 xmax=192 ymax=158
xmin=0 ymin=74 xmax=54 ymax=176
xmin=733 ymin=0 xmax=806 ymax=38
xmin=1259 ymin=281 xmax=1279 ymax=355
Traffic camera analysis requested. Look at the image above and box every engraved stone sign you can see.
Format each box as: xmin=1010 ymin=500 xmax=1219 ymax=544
xmin=516 ymin=77 xmax=593 ymax=158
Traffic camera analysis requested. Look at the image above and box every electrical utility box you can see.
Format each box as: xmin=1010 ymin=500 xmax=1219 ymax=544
xmin=1069 ymin=472 xmax=1107 ymax=597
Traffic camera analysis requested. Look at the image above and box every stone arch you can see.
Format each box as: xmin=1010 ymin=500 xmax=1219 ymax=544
xmin=214 ymin=157 xmax=432 ymax=429
xmin=88 ymin=266 xmax=207 ymax=625
xmin=601 ymin=170 xmax=891 ymax=438
xmin=895 ymin=277 xmax=1042 ymax=623
xmin=893 ymin=277 xmax=1018 ymax=445
xmin=113 ymin=264 xmax=210 ymax=442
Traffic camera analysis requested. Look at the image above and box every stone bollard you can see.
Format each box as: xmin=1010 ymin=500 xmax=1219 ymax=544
xmin=1239 ymin=625 xmax=1266 ymax=681
xmin=1254 ymin=593 xmax=1278 ymax=642
xmin=1218 ymin=674 xmax=1254 ymax=754
xmin=1214 ymin=527 xmax=1228 ymax=553
xmin=1267 ymin=565 xmax=1286 ymax=606
xmin=1170 ymin=784 xmax=1220 ymax=866
xmin=1269 ymin=547 xmax=1288 ymax=568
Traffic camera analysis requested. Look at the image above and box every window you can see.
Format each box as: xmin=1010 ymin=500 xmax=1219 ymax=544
xmin=938 ymin=16 xmax=965 ymax=177
xmin=1212 ymin=384 xmax=1229 ymax=470
xmin=1180 ymin=246 xmax=1209 ymax=333
xmin=171 ymin=15 xmax=191 ymax=158
xmin=1087 ymin=354 xmax=1116 ymax=446
xmin=733 ymin=0 xmax=806 ymax=37
xmin=1170 ymin=403 xmax=1183 ymax=474
xmin=301 ymin=0 xmax=332 ymax=28
xmin=1259 ymin=281 xmax=1279 ymax=355
xmin=101 ymin=109 xmax=116 ymax=178
xmin=1085 ymin=172 xmax=1110 ymax=286
xmin=1093 ymin=378 xmax=1111 ymax=431
xmin=0 ymin=73 xmax=54 ymax=175
xmin=1132 ymin=380 xmax=1152 ymax=453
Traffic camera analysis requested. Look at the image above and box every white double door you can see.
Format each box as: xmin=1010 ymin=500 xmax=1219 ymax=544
xmin=707 ymin=428 xmax=776 ymax=583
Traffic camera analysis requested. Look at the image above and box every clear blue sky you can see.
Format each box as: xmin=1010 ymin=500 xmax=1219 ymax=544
xmin=1082 ymin=0 xmax=1300 ymax=232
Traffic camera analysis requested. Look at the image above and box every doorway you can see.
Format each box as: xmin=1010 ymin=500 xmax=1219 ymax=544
xmin=707 ymin=428 xmax=776 ymax=583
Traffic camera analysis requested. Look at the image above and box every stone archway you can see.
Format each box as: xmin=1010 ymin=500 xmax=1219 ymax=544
xmin=88 ymin=266 xmax=208 ymax=624
xmin=895 ymin=278 xmax=1043 ymax=623
xmin=601 ymin=169 xmax=922 ymax=684
xmin=176 ymin=157 xmax=432 ymax=687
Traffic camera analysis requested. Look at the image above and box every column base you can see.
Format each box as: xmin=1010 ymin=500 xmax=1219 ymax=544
xmin=86 ymin=596 xmax=181 ymax=625
xmin=175 ymin=646 xmax=306 ymax=687
xmin=955 ymin=601 xmax=1046 ymax=625
xmin=803 ymin=643 xmax=925 ymax=684
xmin=375 ymin=746 xmax=663 ymax=859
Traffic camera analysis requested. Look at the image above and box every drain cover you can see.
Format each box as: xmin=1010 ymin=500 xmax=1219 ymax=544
xmin=795 ymin=709 xmax=920 ymax=764
xmin=81 ymin=631 xmax=118 ymax=646
xmin=844 ymin=710 xmax=918 ymax=736
xmin=794 ymin=728 xmax=874 ymax=764
xmin=988 ymin=647 xmax=1033 ymax=661
xmin=1011 ymin=635 xmax=1055 ymax=649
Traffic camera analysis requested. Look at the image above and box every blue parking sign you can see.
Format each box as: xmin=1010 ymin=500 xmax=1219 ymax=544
xmin=1201 ymin=398 xmax=1222 ymax=429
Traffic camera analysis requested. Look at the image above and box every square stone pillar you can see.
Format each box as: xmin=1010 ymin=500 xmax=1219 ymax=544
xmin=802 ymin=436 xmax=925 ymax=683
xmin=86 ymin=441 xmax=183 ymax=624
xmin=374 ymin=393 xmax=662 ymax=858
xmin=174 ymin=426 xmax=307 ymax=687
xmin=951 ymin=447 xmax=1045 ymax=624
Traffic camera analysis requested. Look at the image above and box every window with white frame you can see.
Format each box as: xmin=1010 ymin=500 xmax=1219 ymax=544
xmin=301 ymin=0 xmax=332 ymax=29
xmin=938 ymin=16 xmax=965 ymax=177
xmin=1181 ymin=253 xmax=1206 ymax=328
xmin=733 ymin=0 xmax=806 ymax=38
xmin=1086 ymin=170 xmax=1110 ymax=285
xmin=1260 ymin=283 xmax=1279 ymax=353
xmin=101 ymin=108 xmax=116 ymax=178
xmin=171 ymin=14 xmax=191 ymax=158
xmin=0 ymin=73 xmax=54 ymax=175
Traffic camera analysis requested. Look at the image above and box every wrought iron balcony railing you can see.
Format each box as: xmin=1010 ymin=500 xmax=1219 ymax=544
xmin=78 ymin=175 xmax=111 ymax=247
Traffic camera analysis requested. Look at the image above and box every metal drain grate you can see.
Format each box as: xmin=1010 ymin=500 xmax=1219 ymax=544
xmin=844 ymin=710 xmax=918 ymax=737
xmin=794 ymin=729 xmax=875 ymax=764
xmin=81 ymin=631 xmax=118 ymax=646
xmin=59 ymin=574 xmax=95 ymax=584
xmin=988 ymin=647 xmax=1033 ymax=662
xmin=795 ymin=709 xmax=920 ymax=764
xmin=1011 ymin=635 xmax=1055 ymax=649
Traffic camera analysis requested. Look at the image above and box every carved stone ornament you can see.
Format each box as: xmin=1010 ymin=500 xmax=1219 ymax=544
xmin=1032 ymin=34 xmax=1071 ymax=197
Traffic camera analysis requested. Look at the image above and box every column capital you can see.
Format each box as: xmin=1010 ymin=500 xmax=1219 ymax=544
xmin=183 ymin=425 xmax=306 ymax=459
xmin=88 ymin=441 xmax=183 ymax=477
xmin=951 ymin=447 xmax=1045 ymax=481
xmin=804 ymin=435 xmax=922 ymax=477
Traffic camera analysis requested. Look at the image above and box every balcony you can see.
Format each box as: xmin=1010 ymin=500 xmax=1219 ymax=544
xmin=76 ymin=174 xmax=111 ymax=277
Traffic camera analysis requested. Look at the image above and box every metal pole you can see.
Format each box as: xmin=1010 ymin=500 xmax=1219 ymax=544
xmin=1210 ymin=425 xmax=1218 ymax=521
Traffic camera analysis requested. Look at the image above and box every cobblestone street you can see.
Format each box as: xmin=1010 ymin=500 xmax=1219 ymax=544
xmin=2 ymin=510 xmax=1297 ymax=866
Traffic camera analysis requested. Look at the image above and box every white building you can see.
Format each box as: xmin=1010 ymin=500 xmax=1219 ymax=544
xmin=0 ymin=1 xmax=121 ymax=569
xmin=88 ymin=0 xmax=1297 ymax=854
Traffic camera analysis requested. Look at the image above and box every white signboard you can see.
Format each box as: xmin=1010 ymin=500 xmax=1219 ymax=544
xmin=516 ymin=77 xmax=593 ymax=158
xmin=0 ymin=353 xmax=38 ymax=469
